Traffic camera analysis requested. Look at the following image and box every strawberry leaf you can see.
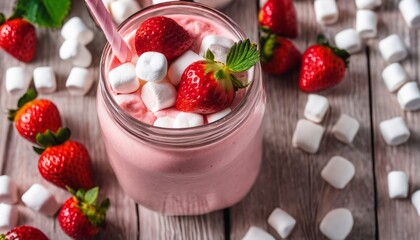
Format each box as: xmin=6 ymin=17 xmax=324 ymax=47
xmin=84 ymin=187 xmax=99 ymax=205
xmin=205 ymin=49 xmax=215 ymax=62
xmin=0 ymin=13 xmax=5 ymax=25
xmin=260 ymin=33 xmax=277 ymax=63
xmin=226 ymin=39 xmax=260 ymax=73
xmin=18 ymin=88 xmax=37 ymax=108
xmin=99 ymin=198 xmax=110 ymax=212
xmin=32 ymin=146 xmax=45 ymax=154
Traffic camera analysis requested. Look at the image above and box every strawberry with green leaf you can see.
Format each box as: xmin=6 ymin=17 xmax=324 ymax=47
xmin=0 ymin=225 xmax=48 ymax=240
xmin=176 ymin=39 xmax=259 ymax=114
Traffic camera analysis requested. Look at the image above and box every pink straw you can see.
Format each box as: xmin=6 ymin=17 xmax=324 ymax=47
xmin=85 ymin=0 xmax=132 ymax=63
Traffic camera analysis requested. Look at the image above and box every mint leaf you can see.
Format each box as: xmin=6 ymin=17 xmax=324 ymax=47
xmin=226 ymin=39 xmax=260 ymax=73
xmin=13 ymin=0 xmax=71 ymax=28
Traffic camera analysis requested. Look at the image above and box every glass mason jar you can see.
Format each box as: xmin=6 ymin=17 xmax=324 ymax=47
xmin=97 ymin=2 xmax=266 ymax=216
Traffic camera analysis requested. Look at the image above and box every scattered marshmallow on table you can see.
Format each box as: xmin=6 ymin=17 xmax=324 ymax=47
xmin=355 ymin=0 xmax=381 ymax=9
xmin=33 ymin=67 xmax=57 ymax=94
xmin=168 ymin=50 xmax=204 ymax=86
xmin=199 ymin=35 xmax=234 ymax=63
xmin=173 ymin=112 xmax=204 ymax=128
xmin=21 ymin=184 xmax=60 ymax=216
xmin=154 ymin=117 xmax=175 ymax=128
xmin=59 ymin=39 xmax=92 ymax=67
xmin=335 ymin=29 xmax=362 ymax=54
xmin=320 ymin=208 xmax=354 ymax=240
xmin=110 ymin=0 xmax=141 ymax=25
xmin=61 ymin=17 xmax=94 ymax=45
xmin=5 ymin=66 xmax=31 ymax=95
xmin=267 ymin=208 xmax=296 ymax=239
xmin=332 ymin=114 xmax=360 ymax=144
xmin=0 ymin=176 xmax=18 ymax=204
xmin=379 ymin=34 xmax=408 ymax=63
xmin=399 ymin=0 xmax=420 ymax=28
xmin=108 ymin=62 xmax=139 ymax=94
xmin=242 ymin=226 xmax=275 ymax=240
xmin=382 ymin=63 xmax=407 ymax=92
xmin=387 ymin=171 xmax=408 ymax=199
xmin=141 ymin=81 xmax=177 ymax=112
xmin=321 ymin=156 xmax=355 ymax=189
xmin=304 ymin=94 xmax=329 ymax=123
xmin=314 ymin=0 xmax=339 ymax=25
xmin=136 ymin=52 xmax=168 ymax=83
xmin=356 ymin=10 xmax=378 ymax=38
xmin=397 ymin=82 xmax=420 ymax=111
xmin=411 ymin=190 xmax=420 ymax=215
xmin=66 ymin=67 xmax=94 ymax=96
xmin=0 ymin=203 xmax=18 ymax=232
xmin=207 ymin=108 xmax=232 ymax=123
xmin=379 ymin=117 xmax=410 ymax=146
xmin=292 ymin=119 xmax=325 ymax=154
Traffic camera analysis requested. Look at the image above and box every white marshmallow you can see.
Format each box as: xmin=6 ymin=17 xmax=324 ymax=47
xmin=61 ymin=17 xmax=94 ymax=45
xmin=108 ymin=63 xmax=140 ymax=94
xmin=399 ymin=0 xmax=420 ymax=28
xmin=411 ymin=190 xmax=420 ymax=215
xmin=0 ymin=204 xmax=18 ymax=233
xmin=21 ymin=184 xmax=60 ymax=216
xmin=168 ymin=50 xmax=204 ymax=86
xmin=332 ymin=114 xmax=360 ymax=144
xmin=136 ymin=52 xmax=167 ymax=83
xmin=0 ymin=176 xmax=18 ymax=204
xmin=173 ymin=112 xmax=204 ymax=128
xmin=110 ymin=0 xmax=141 ymax=25
xmin=292 ymin=119 xmax=325 ymax=154
xmin=242 ymin=226 xmax=275 ymax=240
xmin=320 ymin=208 xmax=353 ymax=240
xmin=382 ymin=63 xmax=407 ymax=92
xmin=314 ymin=0 xmax=339 ymax=25
xmin=153 ymin=0 xmax=178 ymax=4
xmin=59 ymin=39 xmax=92 ymax=67
xmin=397 ymin=82 xmax=420 ymax=111
xmin=335 ymin=29 xmax=362 ymax=54
xmin=141 ymin=81 xmax=177 ymax=112
xmin=154 ymin=116 xmax=175 ymax=128
xmin=379 ymin=117 xmax=410 ymax=146
xmin=206 ymin=108 xmax=232 ymax=123
xmin=387 ymin=171 xmax=408 ymax=199
xmin=379 ymin=34 xmax=408 ymax=63
xmin=356 ymin=10 xmax=378 ymax=38
xmin=267 ymin=208 xmax=296 ymax=239
xmin=321 ymin=156 xmax=355 ymax=189
xmin=102 ymin=0 xmax=116 ymax=12
xmin=199 ymin=35 xmax=234 ymax=63
xmin=5 ymin=66 xmax=31 ymax=95
xmin=66 ymin=67 xmax=94 ymax=96
xmin=33 ymin=67 xmax=56 ymax=94
xmin=304 ymin=94 xmax=329 ymax=123
xmin=195 ymin=0 xmax=233 ymax=9
xmin=355 ymin=0 xmax=381 ymax=9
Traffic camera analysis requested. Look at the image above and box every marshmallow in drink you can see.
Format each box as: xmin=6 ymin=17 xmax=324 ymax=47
xmin=387 ymin=171 xmax=408 ymax=199
xmin=21 ymin=184 xmax=60 ymax=216
xmin=136 ymin=52 xmax=168 ymax=82
xmin=108 ymin=62 xmax=140 ymax=94
xmin=267 ymin=208 xmax=296 ymax=239
xmin=332 ymin=114 xmax=360 ymax=144
xmin=168 ymin=50 xmax=204 ymax=86
xmin=314 ymin=0 xmax=339 ymax=25
xmin=102 ymin=0 xmax=115 ymax=12
xmin=292 ymin=119 xmax=325 ymax=154
xmin=320 ymin=208 xmax=353 ymax=240
xmin=0 ymin=176 xmax=18 ymax=204
xmin=242 ymin=226 xmax=275 ymax=240
xmin=199 ymin=35 xmax=234 ymax=63
xmin=141 ymin=81 xmax=177 ymax=112
xmin=194 ymin=0 xmax=234 ymax=9
xmin=335 ymin=29 xmax=362 ymax=54
xmin=379 ymin=34 xmax=408 ymax=63
xmin=5 ymin=66 xmax=31 ymax=95
xmin=110 ymin=0 xmax=141 ymax=25
xmin=321 ymin=156 xmax=355 ymax=189
xmin=66 ymin=67 xmax=94 ymax=96
xmin=382 ymin=63 xmax=407 ymax=92
xmin=379 ymin=117 xmax=410 ymax=146
xmin=304 ymin=94 xmax=329 ymax=123
xmin=397 ymin=82 xmax=420 ymax=111
xmin=399 ymin=0 xmax=420 ymax=28
xmin=0 ymin=204 xmax=18 ymax=232
xmin=61 ymin=17 xmax=94 ymax=45
xmin=153 ymin=0 xmax=178 ymax=4
xmin=356 ymin=10 xmax=378 ymax=38
xmin=355 ymin=0 xmax=381 ymax=9
xmin=59 ymin=39 xmax=92 ymax=67
xmin=154 ymin=117 xmax=175 ymax=128
xmin=173 ymin=112 xmax=204 ymax=128
xmin=411 ymin=190 xmax=420 ymax=215
xmin=33 ymin=66 xmax=57 ymax=94
xmin=207 ymin=108 xmax=232 ymax=123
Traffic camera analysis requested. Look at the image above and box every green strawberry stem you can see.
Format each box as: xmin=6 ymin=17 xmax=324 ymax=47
xmin=7 ymin=88 xmax=38 ymax=121
xmin=33 ymin=128 xmax=71 ymax=154
xmin=317 ymin=35 xmax=351 ymax=67
xmin=0 ymin=234 xmax=5 ymax=240
xmin=260 ymin=33 xmax=277 ymax=63
xmin=0 ymin=13 xmax=5 ymax=25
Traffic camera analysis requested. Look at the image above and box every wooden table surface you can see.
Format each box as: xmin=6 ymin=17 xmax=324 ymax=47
xmin=1 ymin=0 xmax=419 ymax=239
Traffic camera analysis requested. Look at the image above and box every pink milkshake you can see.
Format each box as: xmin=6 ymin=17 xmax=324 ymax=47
xmin=97 ymin=2 xmax=266 ymax=215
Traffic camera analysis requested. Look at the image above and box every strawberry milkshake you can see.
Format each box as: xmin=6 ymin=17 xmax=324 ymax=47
xmin=97 ymin=2 xmax=266 ymax=215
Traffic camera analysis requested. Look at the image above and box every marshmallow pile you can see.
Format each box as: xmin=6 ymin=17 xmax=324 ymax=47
xmin=103 ymin=0 xmax=142 ymax=25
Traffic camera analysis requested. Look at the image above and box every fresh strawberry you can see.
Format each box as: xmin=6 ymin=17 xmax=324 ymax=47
xmin=0 ymin=225 xmax=49 ymax=240
xmin=259 ymin=0 xmax=298 ymax=38
xmin=135 ymin=16 xmax=193 ymax=61
xmin=176 ymin=39 xmax=259 ymax=114
xmin=299 ymin=36 xmax=350 ymax=92
xmin=8 ymin=89 xmax=62 ymax=143
xmin=35 ymin=128 xmax=94 ymax=190
xmin=260 ymin=34 xmax=301 ymax=75
xmin=0 ymin=16 xmax=36 ymax=62
xmin=58 ymin=187 xmax=109 ymax=239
